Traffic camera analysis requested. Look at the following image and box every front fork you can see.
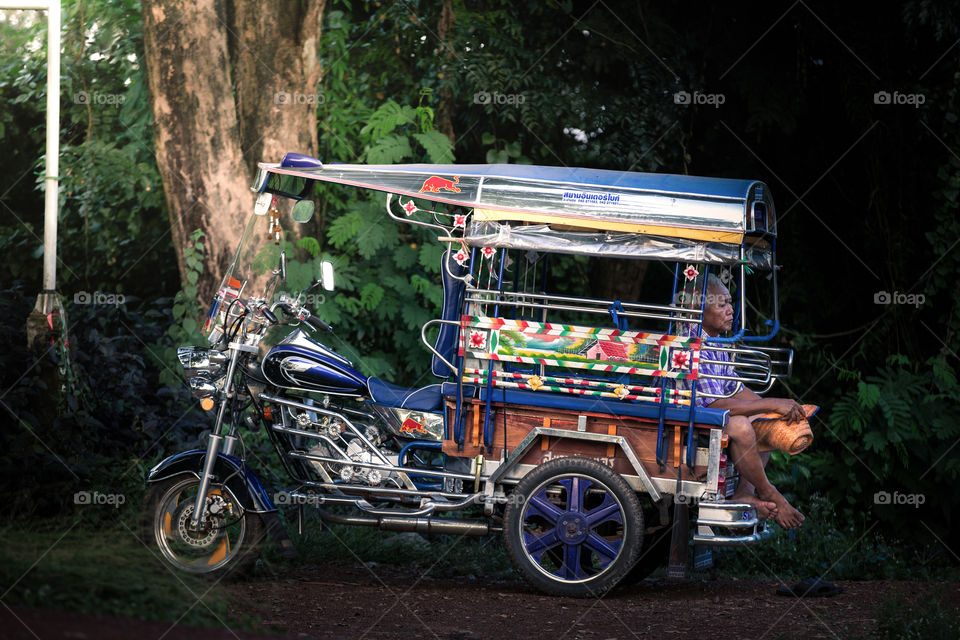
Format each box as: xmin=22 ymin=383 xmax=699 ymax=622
xmin=190 ymin=343 xmax=255 ymax=529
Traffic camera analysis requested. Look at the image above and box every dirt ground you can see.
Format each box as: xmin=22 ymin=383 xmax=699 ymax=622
xmin=4 ymin=563 xmax=958 ymax=640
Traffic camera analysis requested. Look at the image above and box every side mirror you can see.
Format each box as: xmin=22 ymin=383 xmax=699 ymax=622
xmin=320 ymin=260 xmax=335 ymax=291
xmin=291 ymin=199 xmax=315 ymax=223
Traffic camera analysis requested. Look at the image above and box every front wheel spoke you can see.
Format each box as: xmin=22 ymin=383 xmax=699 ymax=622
xmin=207 ymin=536 xmax=230 ymax=565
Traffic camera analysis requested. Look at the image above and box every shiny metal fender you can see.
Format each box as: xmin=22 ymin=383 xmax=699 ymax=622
xmin=147 ymin=450 xmax=276 ymax=513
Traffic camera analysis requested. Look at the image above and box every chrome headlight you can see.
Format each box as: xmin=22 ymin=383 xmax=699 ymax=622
xmin=178 ymin=347 xmax=228 ymax=399
xmin=177 ymin=346 xmax=228 ymax=379
xmin=187 ymin=377 xmax=218 ymax=398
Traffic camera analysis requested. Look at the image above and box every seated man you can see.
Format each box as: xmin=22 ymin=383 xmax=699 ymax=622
xmin=685 ymin=275 xmax=805 ymax=529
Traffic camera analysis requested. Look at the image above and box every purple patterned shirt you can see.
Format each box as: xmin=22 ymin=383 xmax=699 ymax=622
xmin=675 ymin=339 xmax=739 ymax=407
xmin=692 ymin=346 xmax=740 ymax=407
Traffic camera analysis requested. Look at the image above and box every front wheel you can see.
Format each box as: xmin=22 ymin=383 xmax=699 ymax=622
xmin=141 ymin=476 xmax=265 ymax=577
xmin=503 ymin=457 xmax=643 ymax=597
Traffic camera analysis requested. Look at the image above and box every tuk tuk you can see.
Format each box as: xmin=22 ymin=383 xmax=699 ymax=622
xmin=144 ymin=152 xmax=794 ymax=597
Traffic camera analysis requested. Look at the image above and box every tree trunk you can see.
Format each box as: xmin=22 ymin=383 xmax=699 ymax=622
xmin=142 ymin=0 xmax=324 ymax=302
xmin=436 ymin=0 xmax=456 ymax=144
xmin=228 ymin=0 xmax=324 ymax=174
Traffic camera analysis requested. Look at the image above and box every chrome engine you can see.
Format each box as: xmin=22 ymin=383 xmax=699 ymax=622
xmin=283 ymin=403 xmax=403 ymax=489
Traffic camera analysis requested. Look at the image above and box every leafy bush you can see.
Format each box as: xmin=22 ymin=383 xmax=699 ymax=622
xmin=716 ymin=494 xmax=958 ymax=581
xmin=0 ymin=282 xmax=211 ymax=515
xmin=869 ymin=594 xmax=960 ymax=640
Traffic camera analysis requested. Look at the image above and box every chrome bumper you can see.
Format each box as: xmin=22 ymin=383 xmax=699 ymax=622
xmin=691 ymin=501 xmax=774 ymax=547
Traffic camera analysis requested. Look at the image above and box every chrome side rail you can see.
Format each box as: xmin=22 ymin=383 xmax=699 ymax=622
xmin=287 ymin=490 xmax=483 ymax=516
xmin=420 ymin=318 xmax=460 ymax=375
xmin=286 ymin=450 xmax=475 ymax=482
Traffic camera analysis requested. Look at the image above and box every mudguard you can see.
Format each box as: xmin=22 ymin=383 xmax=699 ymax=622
xmin=147 ymin=449 xmax=276 ymax=513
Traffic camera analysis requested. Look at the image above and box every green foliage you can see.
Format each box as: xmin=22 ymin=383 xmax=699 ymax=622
xmin=767 ymin=355 xmax=960 ymax=541
xmin=289 ymin=66 xmax=457 ymax=377
xmin=0 ymin=282 xmax=211 ymax=518
xmin=869 ymin=595 xmax=960 ymax=639
xmin=717 ymin=494 xmax=957 ymax=581
xmin=0 ymin=0 xmax=176 ymax=296
xmin=482 ymin=132 xmax=530 ymax=164
xmin=156 ymin=230 xmax=207 ymax=387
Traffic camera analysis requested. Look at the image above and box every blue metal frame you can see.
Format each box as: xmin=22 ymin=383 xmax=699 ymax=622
xmin=398 ymin=440 xmax=445 ymax=490
xmin=482 ymin=248 xmax=508 ymax=451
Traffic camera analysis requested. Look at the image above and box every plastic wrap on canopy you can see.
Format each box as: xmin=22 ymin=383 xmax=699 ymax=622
xmin=255 ymin=160 xmax=778 ymax=242
xmin=461 ymin=221 xmax=774 ymax=270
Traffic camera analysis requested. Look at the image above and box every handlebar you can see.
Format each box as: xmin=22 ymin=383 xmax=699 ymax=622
xmin=271 ymin=300 xmax=333 ymax=332
xmin=303 ymin=314 xmax=332 ymax=333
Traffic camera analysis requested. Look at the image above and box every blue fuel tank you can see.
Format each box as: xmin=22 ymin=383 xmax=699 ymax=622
xmin=261 ymin=329 xmax=367 ymax=395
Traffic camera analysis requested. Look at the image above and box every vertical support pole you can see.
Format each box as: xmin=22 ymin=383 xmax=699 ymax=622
xmin=42 ymin=0 xmax=61 ymax=312
xmin=481 ymin=248 xmax=506 ymax=452
xmin=686 ymin=265 xmax=709 ymax=468
xmin=657 ymin=263 xmax=681 ymax=468
xmin=453 ymin=248 xmax=478 ymax=449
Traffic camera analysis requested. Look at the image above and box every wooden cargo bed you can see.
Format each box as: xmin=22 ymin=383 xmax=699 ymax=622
xmin=443 ymin=398 xmax=719 ymax=482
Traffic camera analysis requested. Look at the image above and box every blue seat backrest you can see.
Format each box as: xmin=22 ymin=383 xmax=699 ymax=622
xmin=432 ymin=250 xmax=468 ymax=377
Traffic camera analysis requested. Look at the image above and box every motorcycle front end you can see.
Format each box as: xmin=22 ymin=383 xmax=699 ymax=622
xmin=142 ymin=194 xmax=329 ymax=577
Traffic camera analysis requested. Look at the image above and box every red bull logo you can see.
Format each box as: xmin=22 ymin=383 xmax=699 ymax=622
xmin=400 ymin=417 xmax=428 ymax=434
xmin=419 ymin=176 xmax=461 ymax=193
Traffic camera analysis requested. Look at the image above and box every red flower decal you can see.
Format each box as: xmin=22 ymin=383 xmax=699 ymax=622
xmin=453 ymin=214 xmax=467 ymax=228
xmin=453 ymin=249 xmax=469 ymax=266
xmin=402 ymin=200 xmax=418 ymax=215
xmin=469 ymin=330 xmax=486 ymax=350
xmin=683 ymin=265 xmax=699 ymax=281
xmin=672 ymin=350 xmax=689 ymax=369
xmin=481 ymin=246 xmax=496 ymax=259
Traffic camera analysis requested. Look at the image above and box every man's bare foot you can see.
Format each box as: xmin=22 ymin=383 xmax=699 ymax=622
xmin=757 ymin=486 xmax=805 ymax=529
xmin=733 ymin=493 xmax=778 ymax=520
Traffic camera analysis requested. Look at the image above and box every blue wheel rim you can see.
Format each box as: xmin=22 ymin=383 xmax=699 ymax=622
xmin=520 ymin=475 xmax=625 ymax=582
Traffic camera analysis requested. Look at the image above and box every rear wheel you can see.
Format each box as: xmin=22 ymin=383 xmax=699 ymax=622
xmin=142 ymin=476 xmax=265 ymax=578
xmin=503 ymin=457 xmax=643 ymax=597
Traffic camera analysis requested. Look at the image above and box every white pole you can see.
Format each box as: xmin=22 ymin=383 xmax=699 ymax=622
xmin=0 ymin=1 xmax=60 ymax=314
xmin=43 ymin=0 xmax=59 ymax=309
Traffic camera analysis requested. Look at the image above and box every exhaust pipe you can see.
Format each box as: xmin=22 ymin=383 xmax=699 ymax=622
xmin=318 ymin=509 xmax=496 ymax=536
